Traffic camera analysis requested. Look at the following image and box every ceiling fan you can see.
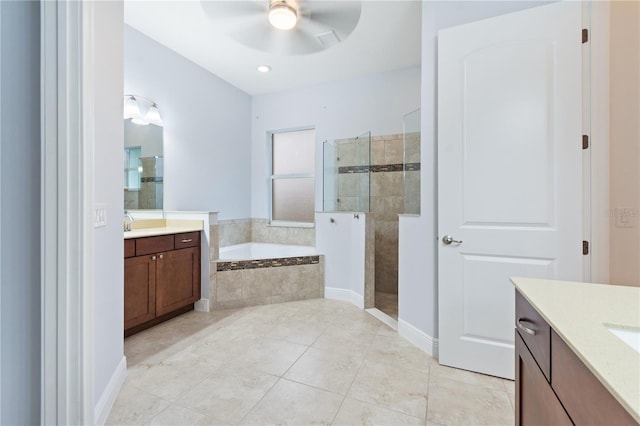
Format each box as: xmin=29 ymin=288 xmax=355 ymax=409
xmin=200 ymin=0 xmax=362 ymax=56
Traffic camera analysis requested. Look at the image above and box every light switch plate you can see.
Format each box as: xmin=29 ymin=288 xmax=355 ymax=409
xmin=94 ymin=204 xmax=107 ymax=228
xmin=615 ymin=207 xmax=634 ymax=228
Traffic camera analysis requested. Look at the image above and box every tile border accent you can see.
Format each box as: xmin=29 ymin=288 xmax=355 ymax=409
xmin=216 ymin=255 xmax=320 ymax=271
xmin=338 ymin=163 xmax=421 ymax=174
xmin=140 ymin=177 xmax=163 ymax=183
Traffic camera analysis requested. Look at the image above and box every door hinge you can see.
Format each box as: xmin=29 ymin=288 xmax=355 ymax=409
xmin=582 ymin=29 xmax=589 ymax=43
xmin=583 ymin=240 xmax=589 ymax=255
xmin=582 ymin=135 xmax=589 ymax=150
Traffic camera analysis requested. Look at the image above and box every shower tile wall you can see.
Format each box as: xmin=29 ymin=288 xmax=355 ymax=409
xmin=139 ymin=157 xmax=163 ymax=209
xmin=336 ymin=133 xmax=420 ymax=295
xmin=404 ymin=131 xmax=421 ymax=215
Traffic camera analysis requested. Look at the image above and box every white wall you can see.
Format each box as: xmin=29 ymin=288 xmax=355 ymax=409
xmin=250 ymin=66 xmax=421 ymax=218
xmin=125 ymin=26 xmax=252 ymax=219
xmin=0 ymin=2 xmax=41 ymax=423
xmin=92 ymin=0 xmax=126 ymax=415
xmin=398 ymin=1 xmax=551 ymax=342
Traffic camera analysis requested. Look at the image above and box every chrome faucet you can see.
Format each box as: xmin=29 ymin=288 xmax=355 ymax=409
xmin=124 ymin=212 xmax=134 ymax=232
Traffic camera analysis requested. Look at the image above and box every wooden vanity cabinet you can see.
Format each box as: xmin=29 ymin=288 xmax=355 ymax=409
xmin=155 ymin=247 xmax=200 ymax=316
xmin=515 ymin=290 xmax=637 ymax=426
xmin=124 ymin=254 xmax=156 ymax=330
xmin=515 ymin=331 xmax=572 ymax=426
xmin=124 ymin=232 xmax=201 ymax=336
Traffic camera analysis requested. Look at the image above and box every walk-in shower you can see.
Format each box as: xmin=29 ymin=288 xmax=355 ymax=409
xmin=321 ymin=115 xmax=420 ymax=320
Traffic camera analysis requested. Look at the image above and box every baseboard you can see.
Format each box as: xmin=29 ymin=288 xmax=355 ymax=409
xmin=194 ymin=298 xmax=210 ymax=312
xmin=324 ymin=287 xmax=364 ymax=309
xmin=398 ymin=318 xmax=439 ymax=358
xmin=94 ymin=356 xmax=127 ymax=425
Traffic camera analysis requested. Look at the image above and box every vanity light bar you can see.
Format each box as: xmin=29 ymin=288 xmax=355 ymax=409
xmin=123 ymin=94 xmax=163 ymax=126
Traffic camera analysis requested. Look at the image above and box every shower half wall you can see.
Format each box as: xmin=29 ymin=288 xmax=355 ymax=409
xmin=323 ymin=126 xmax=420 ymax=319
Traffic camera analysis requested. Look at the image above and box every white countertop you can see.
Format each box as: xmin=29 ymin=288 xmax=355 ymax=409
xmin=124 ymin=219 xmax=203 ymax=239
xmin=512 ymin=277 xmax=640 ymax=422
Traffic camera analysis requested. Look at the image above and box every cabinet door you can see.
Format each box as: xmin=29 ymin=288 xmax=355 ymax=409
xmin=124 ymin=255 xmax=156 ymax=330
xmin=155 ymin=247 xmax=200 ymax=316
xmin=516 ymin=332 xmax=572 ymax=426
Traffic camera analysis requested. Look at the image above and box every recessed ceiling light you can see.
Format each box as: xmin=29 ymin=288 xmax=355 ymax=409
xmin=257 ymin=65 xmax=272 ymax=73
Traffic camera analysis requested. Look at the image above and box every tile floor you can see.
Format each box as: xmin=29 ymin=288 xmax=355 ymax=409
xmin=107 ymin=299 xmax=515 ymax=425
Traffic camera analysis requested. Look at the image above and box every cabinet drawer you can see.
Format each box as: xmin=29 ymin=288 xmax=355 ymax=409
xmin=124 ymin=239 xmax=136 ymax=258
xmin=174 ymin=232 xmax=200 ymax=250
xmin=551 ymin=330 xmax=637 ymax=426
xmin=516 ymin=291 xmax=551 ymax=381
xmin=136 ymin=235 xmax=174 ymax=256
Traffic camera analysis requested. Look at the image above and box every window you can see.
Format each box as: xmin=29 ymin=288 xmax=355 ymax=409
xmin=124 ymin=146 xmax=142 ymax=190
xmin=269 ymin=128 xmax=315 ymax=225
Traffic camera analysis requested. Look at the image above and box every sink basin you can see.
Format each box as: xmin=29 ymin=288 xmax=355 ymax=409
xmin=605 ymin=324 xmax=640 ymax=354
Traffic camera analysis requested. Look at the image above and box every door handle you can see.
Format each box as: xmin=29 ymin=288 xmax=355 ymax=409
xmin=442 ymin=235 xmax=463 ymax=245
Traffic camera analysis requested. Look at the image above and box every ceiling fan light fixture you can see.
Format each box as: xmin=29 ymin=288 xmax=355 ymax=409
xmin=268 ymin=1 xmax=297 ymax=30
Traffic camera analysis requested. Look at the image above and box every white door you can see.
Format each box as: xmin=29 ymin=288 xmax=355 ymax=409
xmin=438 ymin=1 xmax=583 ymax=379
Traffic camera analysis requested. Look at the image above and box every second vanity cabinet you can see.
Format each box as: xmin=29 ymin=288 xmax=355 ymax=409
xmin=515 ymin=291 xmax=637 ymax=426
xmin=124 ymin=231 xmax=201 ymax=336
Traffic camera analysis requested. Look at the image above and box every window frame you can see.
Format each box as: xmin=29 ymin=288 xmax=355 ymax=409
xmin=267 ymin=126 xmax=316 ymax=228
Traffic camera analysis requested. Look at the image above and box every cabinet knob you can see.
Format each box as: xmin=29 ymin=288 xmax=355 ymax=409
xmin=159 ymin=254 xmax=164 ymax=259
xmin=181 ymin=239 xmax=193 ymax=243
xmin=151 ymin=255 xmax=156 ymax=260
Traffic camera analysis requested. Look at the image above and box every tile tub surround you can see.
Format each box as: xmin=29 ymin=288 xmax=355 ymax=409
xmin=217 ymin=218 xmax=315 ymax=248
xmin=210 ymin=255 xmax=324 ymax=310
xmin=107 ymin=298 xmax=515 ymax=425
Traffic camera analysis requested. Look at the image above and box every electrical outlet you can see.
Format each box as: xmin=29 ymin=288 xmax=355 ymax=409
xmin=615 ymin=207 xmax=634 ymax=228
xmin=94 ymin=204 xmax=107 ymax=228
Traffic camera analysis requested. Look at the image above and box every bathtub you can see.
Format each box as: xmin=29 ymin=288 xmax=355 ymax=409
xmin=212 ymin=243 xmax=324 ymax=309
xmin=218 ymin=242 xmax=318 ymax=261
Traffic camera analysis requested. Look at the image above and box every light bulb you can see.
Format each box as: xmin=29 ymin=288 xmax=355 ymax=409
xmin=269 ymin=3 xmax=297 ymax=30
xmin=124 ymin=96 xmax=140 ymax=119
xmin=145 ymin=103 xmax=163 ymax=125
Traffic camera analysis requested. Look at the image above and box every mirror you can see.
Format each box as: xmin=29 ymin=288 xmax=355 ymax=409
xmin=124 ymin=119 xmax=163 ymax=210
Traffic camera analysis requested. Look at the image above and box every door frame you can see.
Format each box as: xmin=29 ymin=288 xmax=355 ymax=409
xmin=41 ymin=0 xmax=96 ymax=423
xmin=587 ymin=1 xmax=610 ymax=284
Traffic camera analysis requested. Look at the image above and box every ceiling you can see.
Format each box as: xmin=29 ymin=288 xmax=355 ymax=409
xmin=124 ymin=1 xmax=422 ymax=96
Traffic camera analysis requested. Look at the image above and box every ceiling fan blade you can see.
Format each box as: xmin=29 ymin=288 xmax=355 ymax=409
xmin=200 ymin=0 xmax=267 ymax=28
xmin=201 ymin=0 xmax=362 ymax=56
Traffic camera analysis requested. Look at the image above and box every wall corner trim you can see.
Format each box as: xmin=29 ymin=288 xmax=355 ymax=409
xmin=324 ymin=287 xmax=364 ymax=309
xmin=94 ymin=356 xmax=127 ymax=426
xmin=398 ymin=318 xmax=439 ymax=358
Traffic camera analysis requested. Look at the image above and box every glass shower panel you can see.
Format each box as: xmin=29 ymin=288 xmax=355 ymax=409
xmin=323 ymin=132 xmax=371 ymax=212
xmin=403 ymin=109 xmax=421 ymax=214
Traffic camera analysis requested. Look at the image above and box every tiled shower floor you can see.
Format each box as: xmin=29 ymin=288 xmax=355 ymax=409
xmin=107 ymin=298 xmax=514 ymax=425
